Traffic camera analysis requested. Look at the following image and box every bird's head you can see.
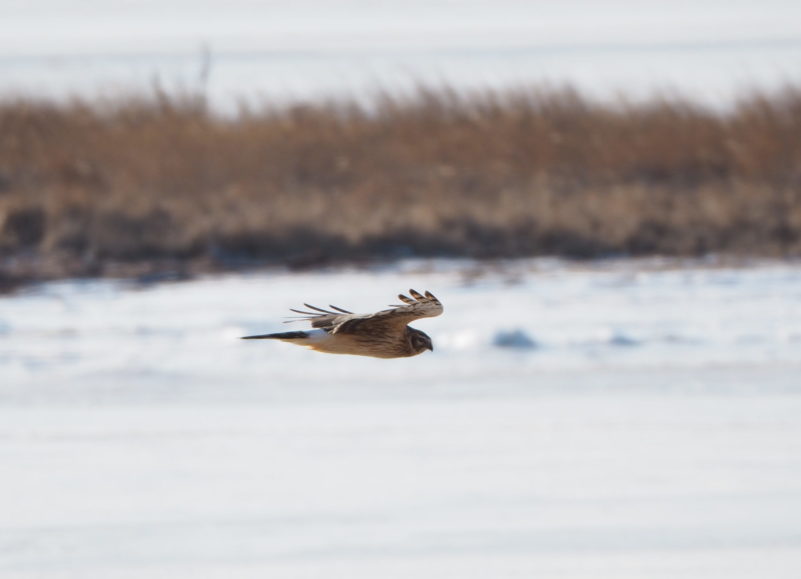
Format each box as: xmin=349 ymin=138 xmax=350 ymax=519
xmin=409 ymin=328 xmax=434 ymax=355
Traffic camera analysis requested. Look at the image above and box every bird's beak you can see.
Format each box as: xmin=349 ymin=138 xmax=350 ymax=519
xmin=428 ymin=344 xmax=434 ymax=352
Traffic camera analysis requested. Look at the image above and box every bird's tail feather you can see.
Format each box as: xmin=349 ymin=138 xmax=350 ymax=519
xmin=241 ymin=331 xmax=309 ymax=340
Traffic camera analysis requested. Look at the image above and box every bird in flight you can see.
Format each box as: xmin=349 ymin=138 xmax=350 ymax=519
xmin=242 ymin=289 xmax=443 ymax=358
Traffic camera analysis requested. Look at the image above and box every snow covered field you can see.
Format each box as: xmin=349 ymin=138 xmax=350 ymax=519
xmin=2 ymin=1 xmax=801 ymax=110
xmin=2 ymin=259 xmax=801 ymax=578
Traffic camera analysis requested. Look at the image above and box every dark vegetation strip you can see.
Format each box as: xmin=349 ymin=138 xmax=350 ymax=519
xmin=1 ymin=85 xmax=800 ymax=289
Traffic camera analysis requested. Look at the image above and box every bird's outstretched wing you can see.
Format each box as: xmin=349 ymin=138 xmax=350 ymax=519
xmin=288 ymin=289 xmax=443 ymax=335
xmin=286 ymin=303 xmax=354 ymax=332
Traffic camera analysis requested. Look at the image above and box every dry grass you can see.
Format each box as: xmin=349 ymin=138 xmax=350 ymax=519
xmin=1 ymin=84 xmax=800 ymax=287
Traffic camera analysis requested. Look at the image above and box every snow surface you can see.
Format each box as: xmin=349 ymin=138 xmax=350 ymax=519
xmin=1 ymin=259 xmax=801 ymax=578
xmin=1 ymin=1 xmax=800 ymax=110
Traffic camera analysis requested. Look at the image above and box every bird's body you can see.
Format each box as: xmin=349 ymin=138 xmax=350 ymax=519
xmin=242 ymin=289 xmax=442 ymax=358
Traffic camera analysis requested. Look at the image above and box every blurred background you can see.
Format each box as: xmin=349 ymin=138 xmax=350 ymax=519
xmin=1 ymin=1 xmax=801 ymax=578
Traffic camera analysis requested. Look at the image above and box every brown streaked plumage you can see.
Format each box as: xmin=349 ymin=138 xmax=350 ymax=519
xmin=241 ymin=289 xmax=443 ymax=358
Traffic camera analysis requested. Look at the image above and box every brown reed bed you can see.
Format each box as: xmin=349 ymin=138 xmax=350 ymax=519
xmin=1 ymin=84 xmax=800 ymax=289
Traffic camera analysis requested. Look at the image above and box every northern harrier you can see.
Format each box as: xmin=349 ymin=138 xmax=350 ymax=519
xmin=242 ymin=289 xmax=442 ymax=358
